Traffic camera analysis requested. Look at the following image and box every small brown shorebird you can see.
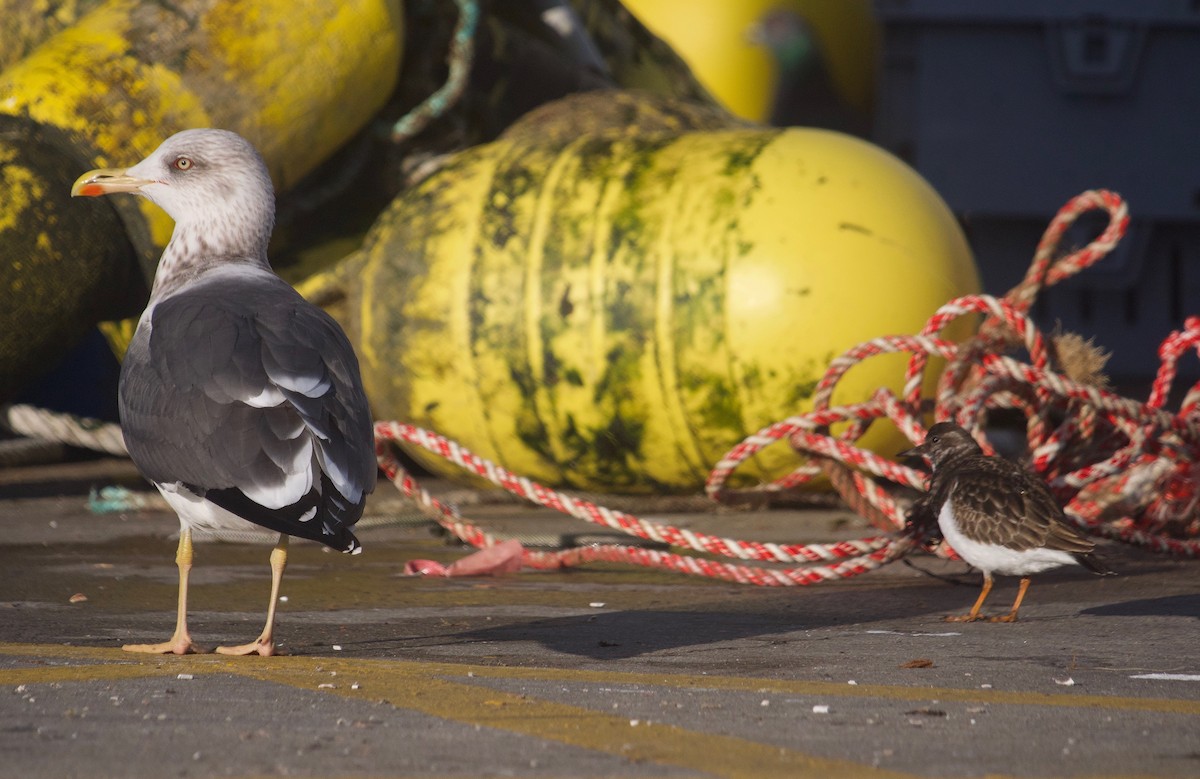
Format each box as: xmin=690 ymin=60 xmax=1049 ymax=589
xmin=902 ymin=422 xmax=1111 ymax=622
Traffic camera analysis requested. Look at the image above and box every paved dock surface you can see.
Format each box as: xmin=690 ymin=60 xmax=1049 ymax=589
xmin=0 ymin=459 xmax=1198 ymax=778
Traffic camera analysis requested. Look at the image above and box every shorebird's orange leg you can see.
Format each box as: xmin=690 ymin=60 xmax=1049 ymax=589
xmin=988 ymin=577 xmax=1031 ymax=623
xmin=946 ymin=573 xmax=993 ymax=623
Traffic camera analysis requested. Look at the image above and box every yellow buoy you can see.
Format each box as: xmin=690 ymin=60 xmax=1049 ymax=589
xmin=0 ymin=0 xmax=106 ymax=72
xmin=0 ymin=0 xmax=403 ymax=399
xmin=623 ymin=0 xmax=878 ymax=123
xmin=352 ymin=98 xmax=978 ymax=492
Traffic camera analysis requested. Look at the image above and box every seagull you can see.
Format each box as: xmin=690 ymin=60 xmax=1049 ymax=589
xmin=72 ymin=129 xmax=376 ymax=655
xmin=901 ymin=422 xmax=1110 ymax=623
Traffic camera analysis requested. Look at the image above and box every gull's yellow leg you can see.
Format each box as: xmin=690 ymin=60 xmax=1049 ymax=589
xmin=124 ymin=528 xmax=206 ymax=654
xmin=217 ymin=534 xmax=288 ymax=657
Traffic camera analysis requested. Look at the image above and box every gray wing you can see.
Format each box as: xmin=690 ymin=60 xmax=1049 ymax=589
xmin=119 ymin=272 xmax=375 ymax=550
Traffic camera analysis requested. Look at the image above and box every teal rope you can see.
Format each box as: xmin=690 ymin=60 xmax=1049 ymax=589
xmin=390 ymin=0 xmax=480 ymax=143
xmin=88 ymin=485 xmax=157 ymax=514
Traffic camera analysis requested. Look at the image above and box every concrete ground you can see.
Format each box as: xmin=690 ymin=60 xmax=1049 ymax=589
xmin=0 ymin=456 xmax=1198 ymax=779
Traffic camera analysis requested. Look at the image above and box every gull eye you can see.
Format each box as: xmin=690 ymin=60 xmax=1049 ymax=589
xmin=173 ymin=156 xmax=194 ymax=171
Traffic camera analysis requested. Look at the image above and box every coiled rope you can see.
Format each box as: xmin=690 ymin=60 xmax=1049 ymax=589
xmin=3 ymin=403 xmax=127 ymax=456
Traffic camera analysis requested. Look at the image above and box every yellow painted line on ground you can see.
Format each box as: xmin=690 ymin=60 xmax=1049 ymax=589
xmin=443 ymin=662 xmax=1200 ymax=717
xmin=236 ymin=657 xmax=916 ymax=779
xmin=0 ymin=643 xmax=1192 ymax=779
xmin=0 ymin=644 xmax=911 ymax=779
xmin=0 ymin=663 xmax=177 ymax=686
xmin=3 ymin=642 xmax=1197 ymax=717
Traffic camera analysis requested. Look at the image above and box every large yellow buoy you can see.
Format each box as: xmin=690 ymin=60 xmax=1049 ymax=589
xmin=0 ymin=0 xmax=106 ymax=72
xmin=623 ymin=0 xmax=878 ymax=124
xmin=351 ymin=95 xmax=979 ymax=492
xmin=0 ymin=0 xmax=403 ymax=399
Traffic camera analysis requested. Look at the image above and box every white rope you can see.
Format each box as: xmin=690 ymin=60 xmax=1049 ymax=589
xmin=2 ymin=404 xmax=127 ymax=456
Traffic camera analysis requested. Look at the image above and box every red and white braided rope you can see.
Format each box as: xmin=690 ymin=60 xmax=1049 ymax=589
xmin=374 ymin=422 xmax=908 ymax=586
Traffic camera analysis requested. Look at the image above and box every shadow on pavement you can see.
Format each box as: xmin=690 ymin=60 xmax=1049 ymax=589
xmin=1081 ymin=593 xmax=1200 ymax=619
xmin=454 ymin=585 xmax=956 ymax=660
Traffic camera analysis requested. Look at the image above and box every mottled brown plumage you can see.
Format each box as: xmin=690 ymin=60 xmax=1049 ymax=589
xmin=930 ymin=452 xmax=1096 ymax=555
xmin=903 ymin=422 xmax=1110 ymax=622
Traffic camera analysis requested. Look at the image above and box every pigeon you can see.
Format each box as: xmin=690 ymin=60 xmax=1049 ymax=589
xmin=901 ymin=422 xmax=1110 ymax=622
xmin=72 ymin=129 xmax=376 ymax=655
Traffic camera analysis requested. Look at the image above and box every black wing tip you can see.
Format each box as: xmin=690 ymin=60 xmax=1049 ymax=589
xmin=1074 ymin=551 xmax=1115 ymax=576
xmin=322 ymin=528 xmax=362 ymax=554
xmin=323 ymin=521 xmax=363 ymax=554
xmin=202 ymin=485 xmax=365 ymax=553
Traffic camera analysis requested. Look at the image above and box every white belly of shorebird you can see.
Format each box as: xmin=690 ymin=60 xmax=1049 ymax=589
xmin=938 ymin=499 xmax=1078 ymax=576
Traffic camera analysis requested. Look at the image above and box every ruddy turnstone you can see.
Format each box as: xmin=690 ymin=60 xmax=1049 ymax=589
xmin=902 ymin=421 xmax=1110 ymax=622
